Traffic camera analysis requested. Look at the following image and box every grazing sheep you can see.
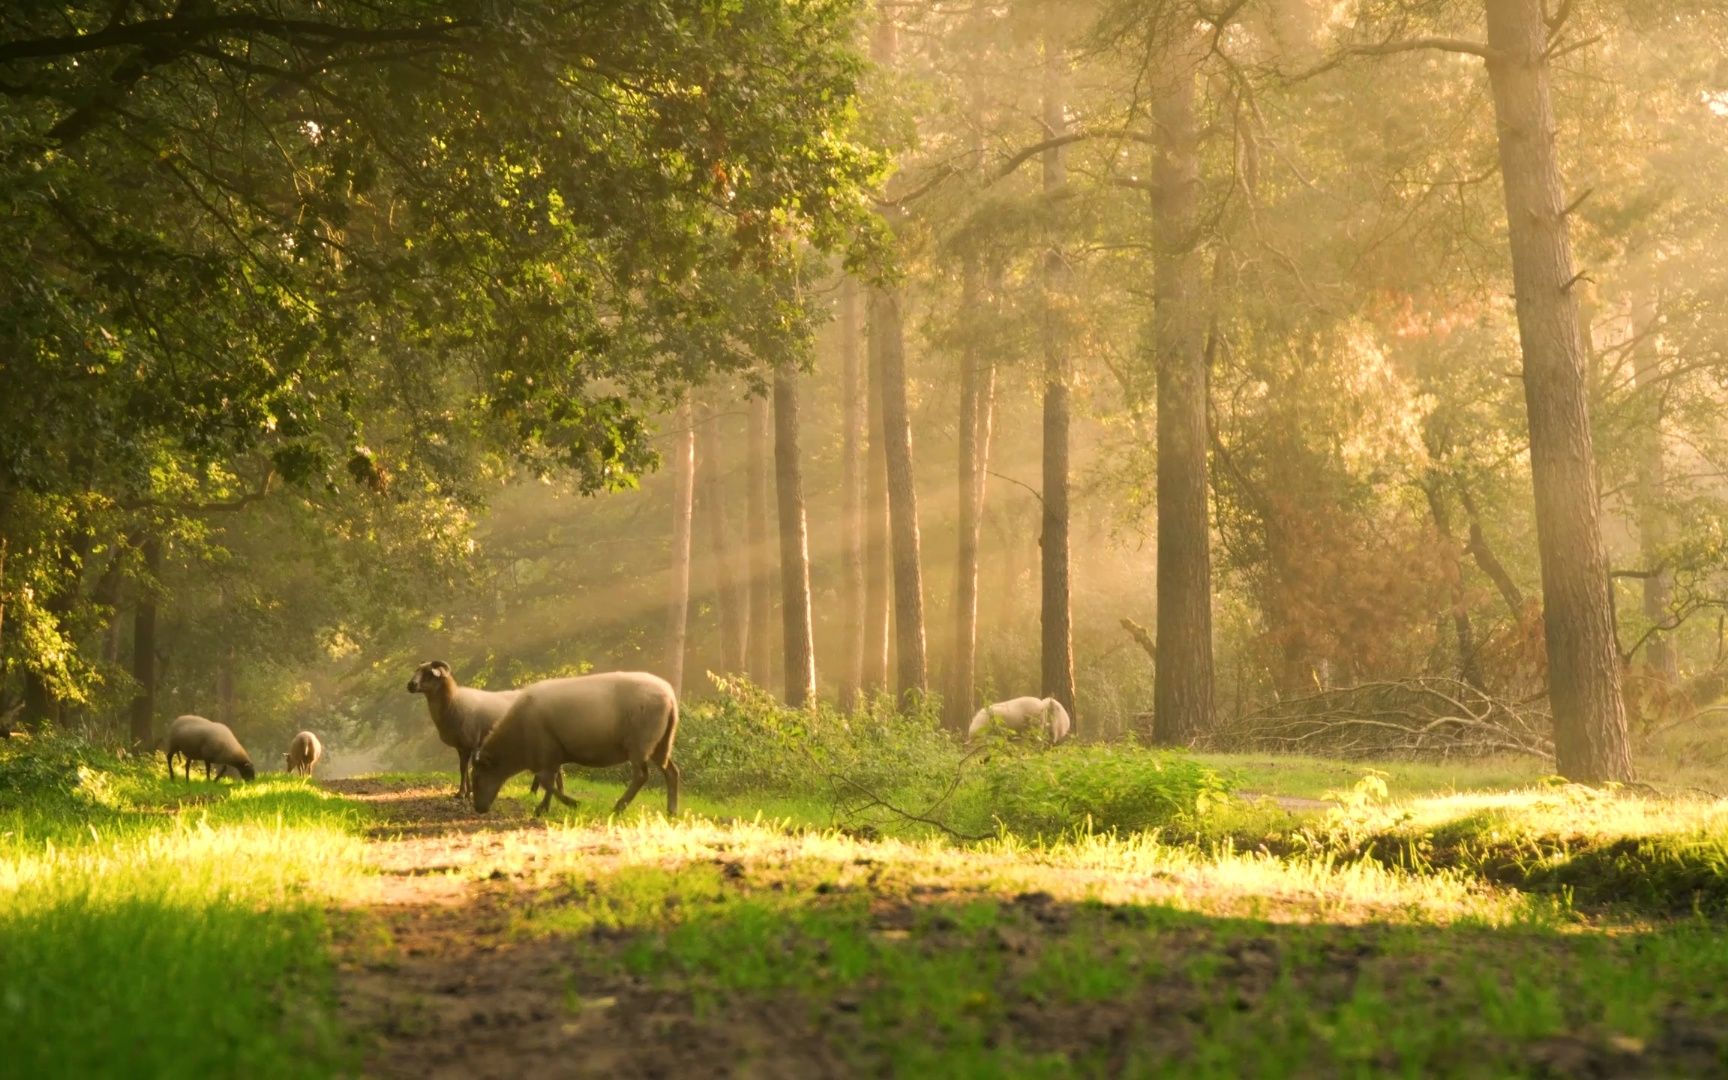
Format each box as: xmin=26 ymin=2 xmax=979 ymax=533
xmin=406 ymin=660 xmax=520 ymax=801
xmin=967 ymin=696 xmax=1072 ymax=745
xmin=164 ymin=714 xmax=257 ymax=782
xmin=470 ymin=672 xmax=679 ymax=818
xmin=284 ymin=730 xmax=323 ymax=775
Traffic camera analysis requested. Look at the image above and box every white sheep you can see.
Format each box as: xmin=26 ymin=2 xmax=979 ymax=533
xmin=284 ymin=730 xmax=323 ymax=775
xmin=406 ymin=660 xmax=520 ymax=801
xmin=470 ymin=672 xmax=680 ymax=817
xmin=967 ymin=696 xmax=1072 ymax=745
xmin=164 ymin=714 xmax=257 ymax=781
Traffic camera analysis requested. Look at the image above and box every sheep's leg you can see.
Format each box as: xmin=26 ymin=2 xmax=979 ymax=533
xmin=455 ymin=749 xmax=470 ymax=800
xmin=534 ymin=785 xmax=555 ymax=817
xmin=613 ymin=762 xmax=650 ymax=814
xmin=204 ymin=761 xmax=212 ymax=781
xmin=661 ymin=761 xmax=681 ymax=817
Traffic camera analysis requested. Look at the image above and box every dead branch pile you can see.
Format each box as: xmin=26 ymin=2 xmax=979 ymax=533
xmin=1204 ymin=678 xmax=1554 ymax=761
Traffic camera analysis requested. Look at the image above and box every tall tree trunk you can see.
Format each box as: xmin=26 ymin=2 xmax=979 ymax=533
xmin=1482 ymin=0 xmax=1632 ymax=782
xmin=947 ymin=260 xmax=996 ymax=731
xmin=873 ymin=287 xmax=928 ymax=702
xmin=1040 ymin=48 xmax=1077 ymax=730
xmin=1630 ymin=290 xmax=1677 ymax=685
xmin=863 ymin=309 xmax=892 ymax=697
xmin=701 ymin=403 xmax=748 ymax=673
xmin=1151 ymin=39 xmax=1216 ymax=746
xmin=773 ymin=367 xmax=817 ymax=706
xmin=838 ymin=276 xmax=868 ymax=709
xmin=665 ymin=397 xmax=696 ymax=696
xmin=129 ymin=536 xmax=161 ymax=751
xmin=746 ymin=392 xmax=776 ymax=687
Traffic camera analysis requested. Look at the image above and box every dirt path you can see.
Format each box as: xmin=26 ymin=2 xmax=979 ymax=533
xmin=320 ymin=779 xmax=1718 ymax=1078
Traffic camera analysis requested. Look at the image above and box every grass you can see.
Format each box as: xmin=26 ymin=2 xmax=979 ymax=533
xmin=7 ymin=717 xmax=1728 ymax=1076
xmin=0 ymin=737 xmax=368 ymax=1079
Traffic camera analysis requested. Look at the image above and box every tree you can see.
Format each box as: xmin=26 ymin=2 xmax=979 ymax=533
xmin=1151 ymin=26 xmax=1216 ymax=746
xmin=873 ymin=287 xmax=929 ymax=702
xmin=1480 ymin=0 xmax=1633 ymax=781
xmin=746 ymin=394 xmax=777 ymax=687
xmin=837 ymin=277 xmax=868 ymax=708
xmin=773 ymin=368 xmax=817 ymax=707
xmin=700 ymin=403 xmax=748 ymax=674
xmin=948 ymin=257 xmax=996 ymax=730
xmin=128 ymin=537 xmax=160 ymax=751
xmin=665 ymin=399 xmax=696 ymax=695
xmin=1039 ymin=40 xmax=1078 ymax=731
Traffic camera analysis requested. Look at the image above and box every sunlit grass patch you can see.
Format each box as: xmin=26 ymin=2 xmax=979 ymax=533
xmin=0 ymin=753 xmax=368 ymax=1078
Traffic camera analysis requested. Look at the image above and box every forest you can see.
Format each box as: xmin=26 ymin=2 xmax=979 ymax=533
xmin=3 ymin=0 xmax=1728 ymax=1075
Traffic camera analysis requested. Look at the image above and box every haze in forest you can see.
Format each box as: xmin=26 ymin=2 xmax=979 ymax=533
xmin=4 ymin=0 xmax=1727 ymax=787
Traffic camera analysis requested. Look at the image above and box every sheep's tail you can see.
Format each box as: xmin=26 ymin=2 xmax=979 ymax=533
xmin=650 ymin=698 xmax=678 ymax=767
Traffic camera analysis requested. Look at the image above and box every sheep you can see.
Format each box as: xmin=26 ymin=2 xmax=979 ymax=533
xmin=284 ymin=730 xmax=323 ymax=775
xmin=470 ymin=671 xmax=680 ymax=818
xmin=406 ymin=660 xmax=521 ymax=801
xmin=164 ymin=714 xmax=257 ymax=782
xmin=967 ymin=696 xmax=1072 ymax=746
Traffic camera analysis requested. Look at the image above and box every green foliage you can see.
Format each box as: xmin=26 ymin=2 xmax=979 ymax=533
xmin=0 ymin=733 xmax=154 ymax=814
xmin=673 ymin=675 xmax=959 ymax=801
xmin=972 ymin=744 xmax=1228 ymax=840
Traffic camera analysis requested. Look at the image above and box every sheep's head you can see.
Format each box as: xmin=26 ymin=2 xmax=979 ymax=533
xmin=236 ymin=758 xmax=257 ymax=782
xmin=470 ymin=746 xmax=509 ymax=813
xmin=407 ymin=660 xmax=451 ymax=694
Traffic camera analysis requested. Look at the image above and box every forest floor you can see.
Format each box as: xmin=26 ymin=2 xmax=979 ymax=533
xmin=325 ymin=773 xmax=1728 ymax=1078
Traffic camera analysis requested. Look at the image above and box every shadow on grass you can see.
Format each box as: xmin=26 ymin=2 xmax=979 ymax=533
xmin=0 ymin=895 xmax=353 ymax=1079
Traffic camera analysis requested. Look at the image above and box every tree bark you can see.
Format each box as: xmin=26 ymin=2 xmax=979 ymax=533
xmin=863 ymin=306 xmax=892 ymax=697
xmin=1151 ymin=38 xmax=1216 ymax=746
xmin=773 ymin=366 xmax=817 ymax=706
xmin=872 ymin=287 xmax=928 ymax=702
xmin=700 ymin=403 xmax=748 ymax=673
xmin=1040 ymin=49 xmax=1078 ymax=731
xmin=1630 ymin=290 xmax=1677 ymax=684
xmin=1482 ymin=0 xmax=1632 ymax=782
xmin=746 ymin=392 xmax=776 ymax=688
xmin=947 ymin=260 xmax=996 ymax=731
xmin=838 ymin=276 xmax=868 ymax=709
xmin=665 ymin=397 xmax=696 ymax=696
xmin=129 ymin=536 xmax=161 ymax=751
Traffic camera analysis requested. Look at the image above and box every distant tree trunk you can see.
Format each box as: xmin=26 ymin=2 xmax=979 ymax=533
xmin=701 ymin=403 xmax=748 ymax=673
xmin=1483 ymin=0 xmax=1633 ymax=782
xmin=665 ymin=397 xmax=696 ymax=696
xmin=1151 ymin=38 xmax=1216 ymax=746
xmin=773 ymin=366 xmax=817 ymax=706
xmin=746 ymin=392 xmax=776 ymax=687
xmin=1630 ymin=290 xmax=1677 ymax=685
xmin=1040 ymin=50 xmax=1077 ymax=730
xmin=1424 ymin=482 xmax=1485 ymax=690
xmin=129 ymin=536 xmax=161 ymax=751
xmin=838 ymin=276 xmax=868 ymax=709
xmin=947 ymin=259 xmax=997 ymax=731
xmin=872 ymin=287 xmax=927 ymax=702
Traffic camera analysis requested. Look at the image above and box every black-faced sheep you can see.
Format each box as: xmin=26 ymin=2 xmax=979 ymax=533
xmin=406 ymin=660 xmax=520 ymax=801
xmin=967 ymin=696 xmax=1072 ymax=745
xmin=470 ymin=672 xmax=679 ymax=818
xmin=164 ymin=714 xmax=257 ymax=781
xmin=284 ymin=730 xmax=323 ymax=775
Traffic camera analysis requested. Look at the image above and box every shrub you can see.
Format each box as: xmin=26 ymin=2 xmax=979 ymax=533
xmin=0 ymin=733 xmax=154 ymax=813
xmin=969 ymin=744 xmax=1228 ymax=839
xmin=673 ymin=675 xmax=960 ymax=801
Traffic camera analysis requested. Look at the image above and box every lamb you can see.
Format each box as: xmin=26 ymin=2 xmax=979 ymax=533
xmin=164 ymin=714 xmax=257 ymax=782
xmin=470 ymin=671 xmax=680 ymax=818
xmin=406 ymin=660 xmax=521 ymax=801
xmin=967 ymin=696 xmax=1072 ymax=745
xmin=284 ymin=730 xmax=323 ymax=775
